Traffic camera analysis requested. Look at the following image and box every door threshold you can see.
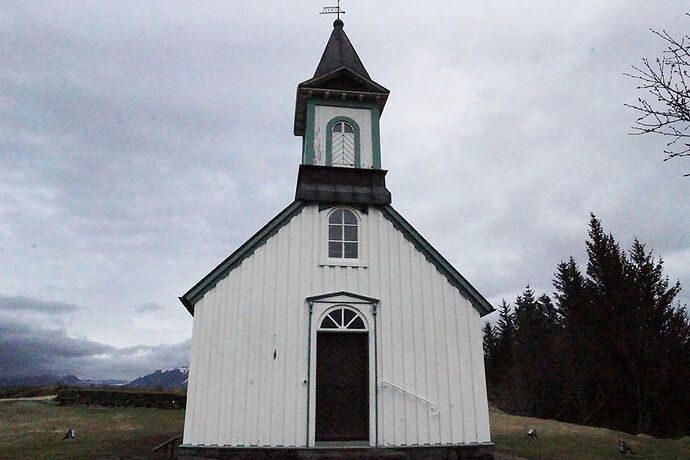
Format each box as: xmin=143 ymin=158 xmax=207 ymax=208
xmin=314 ymin=440 xmax=370 ymax=447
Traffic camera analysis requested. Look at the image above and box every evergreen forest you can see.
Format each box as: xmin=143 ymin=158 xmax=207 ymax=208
xmin=482 ymin=214 xmax=690 ymax=438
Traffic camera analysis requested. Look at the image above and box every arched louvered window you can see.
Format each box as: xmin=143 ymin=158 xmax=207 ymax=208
xmin=318 ymin=306 xmax=367 ymax=331
xmin=326 ymin=117 xmax=360 ymax=168
xmin=328 ymin=209 xmax=358 ymax=259
xmin=331 ymin=121 xmax=355 ymax=166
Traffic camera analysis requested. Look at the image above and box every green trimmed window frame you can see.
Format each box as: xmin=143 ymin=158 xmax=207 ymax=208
xmin=326 ymin=116 xmax=361 ymax=168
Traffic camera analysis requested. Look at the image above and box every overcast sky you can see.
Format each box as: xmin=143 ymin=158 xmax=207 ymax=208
xmin=1 ymin=1 xmax=688 ymax=380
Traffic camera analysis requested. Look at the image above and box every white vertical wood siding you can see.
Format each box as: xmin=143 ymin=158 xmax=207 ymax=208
xmin=183 ymin=204 xmax=491 ymax=447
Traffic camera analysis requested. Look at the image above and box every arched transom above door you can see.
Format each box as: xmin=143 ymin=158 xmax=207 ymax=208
xmin=318 ymin=306 xmax=367 ymax=331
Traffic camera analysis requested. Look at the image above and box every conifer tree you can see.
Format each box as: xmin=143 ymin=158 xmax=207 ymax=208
xmin=513 ymin=286 xmax=556 ymax=416
xmin=492 ymin=299 xmax=516 ymax=408
xmin=623 ymin=239 xmax=686 ymax=434
xmin=482 ymin=322 xmax=498 ymax=396
xmin=481 ymin=213 xmax=689 ymax=436
xmin=553 ymin=257 xmax=591 ymax=421
xmin=582 ymin=214 xmax=630 ymax=427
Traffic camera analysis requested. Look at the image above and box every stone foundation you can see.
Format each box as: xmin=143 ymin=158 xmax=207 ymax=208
xmin=178 ymin=444 xmax=494 ymax=460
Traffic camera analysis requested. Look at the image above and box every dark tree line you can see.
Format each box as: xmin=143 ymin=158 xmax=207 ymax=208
xmin=483 ymin=214 xmax=690 ymax=437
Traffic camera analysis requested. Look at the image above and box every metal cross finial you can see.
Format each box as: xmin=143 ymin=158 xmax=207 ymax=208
xmin=320 ymin=0 xmax=345 ymax=20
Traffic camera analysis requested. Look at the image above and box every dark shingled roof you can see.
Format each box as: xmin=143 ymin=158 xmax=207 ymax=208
xmin=314 ymin=19 xmax=370 ymax=80
xmin=293 ymin=19 xmax=389 ymax=136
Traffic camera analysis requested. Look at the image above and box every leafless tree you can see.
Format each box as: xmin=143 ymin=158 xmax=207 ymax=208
xmin=626 ymin=15 xmax=690 ymax=176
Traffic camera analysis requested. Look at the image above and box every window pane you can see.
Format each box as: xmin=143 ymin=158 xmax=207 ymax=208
xmin=320 ymin=316 xmax=338 ymax=329
xmin=330 ymin=311 xmax=342 ymax=327
xmin=343 ymin=123 xmax=354 ymax=133
xmin=328 ymin=242 xmax=342 ymax=258
xmin=343 ymin=309 xmax=356 ymax=326
xmin=344 ymin=225 xmax=357 ymax=242
xmin=329 ymin=224 xmax=342 ymax=240
xmin=349 ymin=317 xmax=365 ymax=329
xmin=332 ymin=122 xmax=341 ymax=133
xmin=329 ymin=209 xmax=343 ymax=224
xmin=343 ymin=210 xmax=357 ymax=224
xmin=344 ymin=242 xmax=358 ymax=259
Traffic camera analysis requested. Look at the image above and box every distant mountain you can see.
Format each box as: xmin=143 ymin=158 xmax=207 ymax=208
xmin=0 ymin=368 xmax=189 ymax=390
xmin=0 ymin=374 xmax=97 ymax=387
xmin=0 ymin=374 xmax=128 ymax=388
xmin=127 ymin=367 xmax=189 ymax=390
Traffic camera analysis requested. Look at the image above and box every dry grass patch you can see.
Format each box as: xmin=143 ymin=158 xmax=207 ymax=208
xmin=490 ymin=405 xmax=690 ymax=459
xmin=0 ymin=398 xmax=183 ymax=459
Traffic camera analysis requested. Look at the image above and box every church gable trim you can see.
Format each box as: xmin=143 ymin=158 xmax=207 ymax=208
xmin=179 ymin=201 xmax=306 ymax=315
xmin=306 ymin=291 xmax=380 ymax=305
xmin=380 ymin=205 xmax=495 ymax=317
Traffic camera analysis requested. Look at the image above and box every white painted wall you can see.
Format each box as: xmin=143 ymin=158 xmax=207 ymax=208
xmin=183 ymin=204 xmax=491 ymax=447
xmin=313 ymin=105 xmax=373 ymax=167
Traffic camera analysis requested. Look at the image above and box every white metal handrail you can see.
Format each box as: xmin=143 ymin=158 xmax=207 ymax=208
xmin=378 ymin=380 xmax=440 ymax=415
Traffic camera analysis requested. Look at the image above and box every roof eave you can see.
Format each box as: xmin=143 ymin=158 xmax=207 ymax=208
xmin=299 ymin=66 xmax=390 ymax=94
xmin=380 ymin=205 xmax=495 ymax=317
xmin=293 ymin=67 xmax=390 ymax=136
xmin=179 ymin=200 xmax=307 ymax=315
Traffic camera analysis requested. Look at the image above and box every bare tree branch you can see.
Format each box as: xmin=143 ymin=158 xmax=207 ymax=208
xmin=626 ymin=15 xmax=690 ymax=176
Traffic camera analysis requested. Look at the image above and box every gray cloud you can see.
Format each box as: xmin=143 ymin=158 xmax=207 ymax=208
xmin=0 ymin=316 xmax=189 ymax=380
xmin=0 ymin=295 xmax=78 ymax=314
xmin=0 ymin=0 xmax=687 ymax=354
xmin=135 ymin=302 xmax=165 ymax=313
xmin=0 ymin=319 xmax=111 ymax=378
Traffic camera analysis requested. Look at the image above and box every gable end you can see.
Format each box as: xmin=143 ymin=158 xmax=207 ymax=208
xmin=179 ymin=201 xmax=306 ymax=315
xmin=380 ymin=205 xmax=494 ymax=317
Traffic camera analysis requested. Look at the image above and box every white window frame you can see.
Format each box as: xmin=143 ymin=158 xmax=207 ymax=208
xmin=320 ymin=207 xmax=368 ymax=268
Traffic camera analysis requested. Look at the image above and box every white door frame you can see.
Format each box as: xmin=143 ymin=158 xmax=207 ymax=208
xmin=306 ymin=292 xmax=378 ymax=447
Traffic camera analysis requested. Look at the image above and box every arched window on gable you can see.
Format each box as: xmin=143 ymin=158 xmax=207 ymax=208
xmin=326 ymin=117 xmax=360 ymax=168
xmin=328 ymin=208 xmax=358 ymax=259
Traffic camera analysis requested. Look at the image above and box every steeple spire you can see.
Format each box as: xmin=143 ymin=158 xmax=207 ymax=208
xmin=293 ymin=19 xmax=389 ymax=141
xmin=313 ymin=18 xmax=370 ymax=79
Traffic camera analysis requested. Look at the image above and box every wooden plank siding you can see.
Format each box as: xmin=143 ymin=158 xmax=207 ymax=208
xmin=183 ymin=204 xmax=491 ymax=447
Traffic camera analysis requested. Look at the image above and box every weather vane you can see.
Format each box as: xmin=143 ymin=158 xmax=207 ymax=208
xmin=320 ymin=0 xmax=345 ymax=20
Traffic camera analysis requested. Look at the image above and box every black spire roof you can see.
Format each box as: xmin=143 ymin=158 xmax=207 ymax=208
xmin=313 ymin=19 xmax=370 ymax=79
xmin=294 ymin=20 xmax=389 ymax=136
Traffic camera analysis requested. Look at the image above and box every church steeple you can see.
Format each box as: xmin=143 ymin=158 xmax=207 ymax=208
xmin=313 ymin=19 xmax=370 ymax=80
xmin=294 ymin=20 xmax=389 ymax=171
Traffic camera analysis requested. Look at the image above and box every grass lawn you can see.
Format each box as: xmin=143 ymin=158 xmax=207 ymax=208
xmin=1 ymin=398 xmax=688 ymax=459
xmin=490 ymin=406 xmax=690 ymax=459
xmin=0 ymin=397 xmax=183 ymax=459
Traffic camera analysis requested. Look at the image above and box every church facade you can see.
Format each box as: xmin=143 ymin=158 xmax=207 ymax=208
xmin=179 ymin=19 xmax=494 ymax=459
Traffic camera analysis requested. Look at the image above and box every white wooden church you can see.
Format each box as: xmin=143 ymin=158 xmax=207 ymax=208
xmin=179 ymin=18 xmax=495 ymax=460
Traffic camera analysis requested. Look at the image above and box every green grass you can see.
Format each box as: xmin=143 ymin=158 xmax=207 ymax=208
xmin=490 ymin=406 xmax=690 ymax=459
xmin=0 ymin=398 xmax=183 ymax=459
xmin=1 ymin=398 xmax=688 ymax=459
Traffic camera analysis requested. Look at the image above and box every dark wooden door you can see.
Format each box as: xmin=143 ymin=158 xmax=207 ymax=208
xmin=315 ymin=332 xmax=369 ymax=442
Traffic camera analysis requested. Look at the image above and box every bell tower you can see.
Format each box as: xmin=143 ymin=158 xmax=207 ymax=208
xmin=294 ymin=19 xmax=392 ymax=206
xmin=294 ymin=19 xmax=390 ymax=169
